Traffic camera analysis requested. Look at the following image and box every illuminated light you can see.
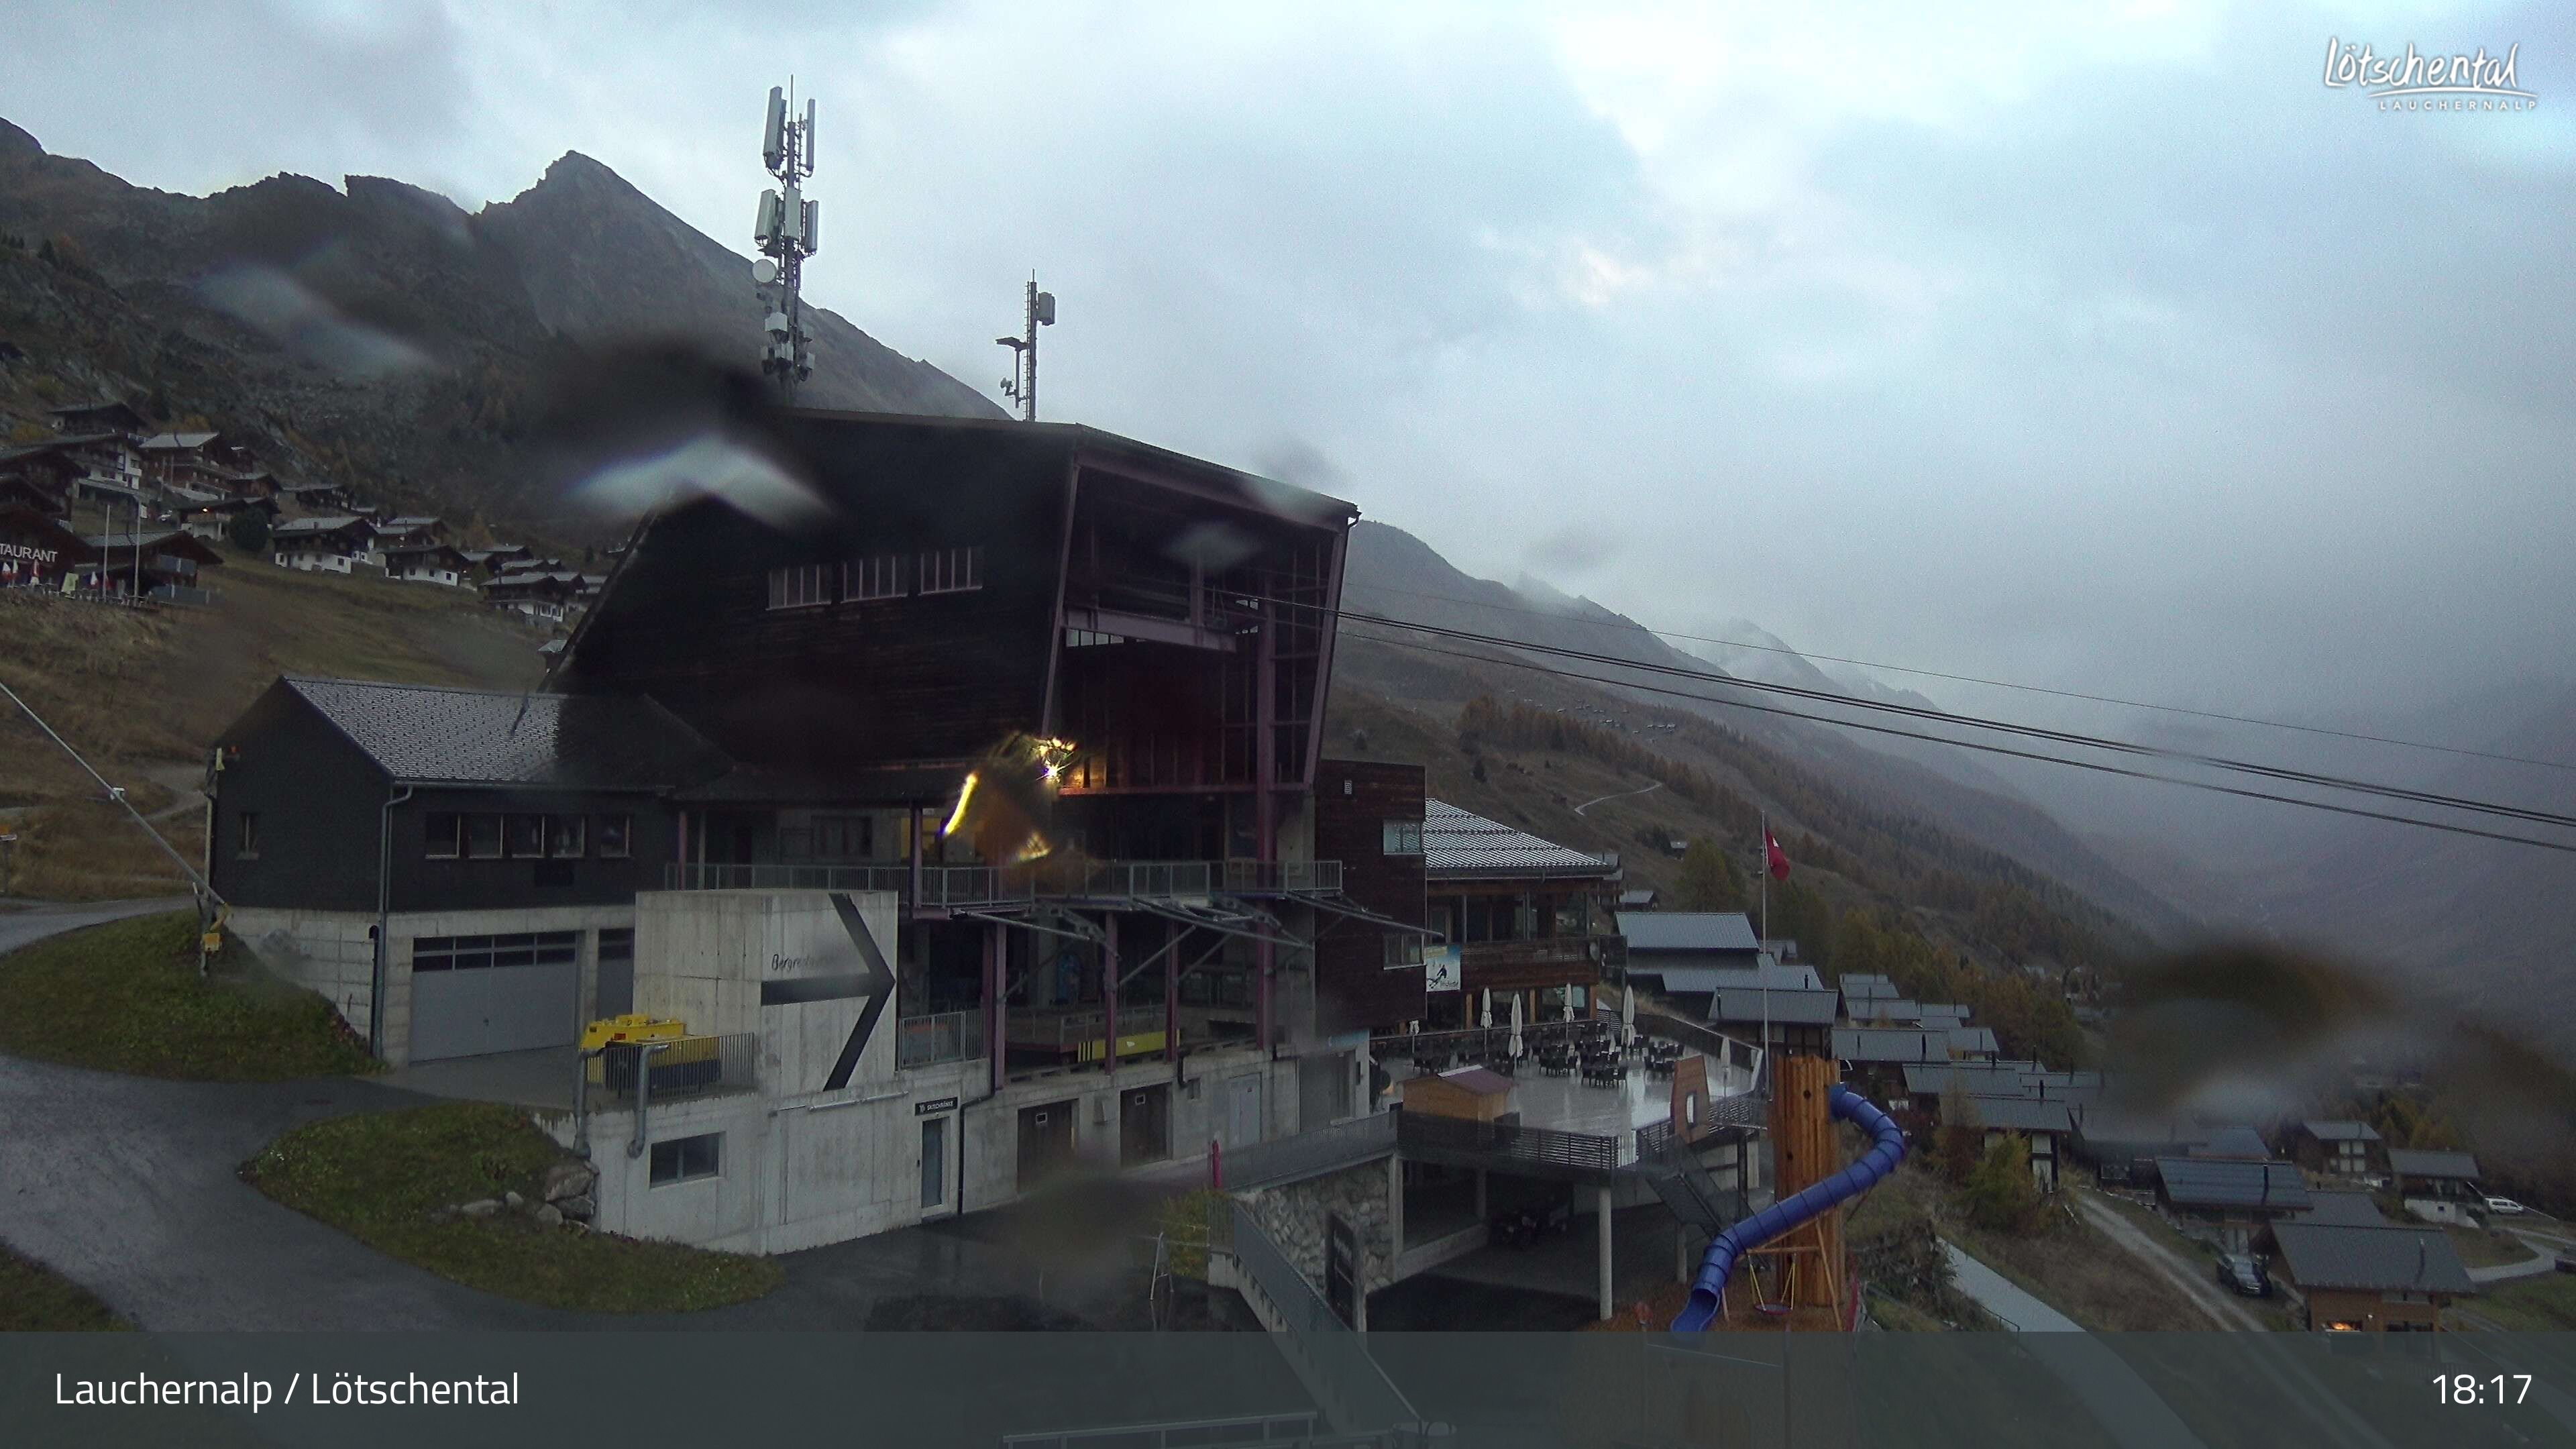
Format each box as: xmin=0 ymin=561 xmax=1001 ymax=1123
xmin=943 ymin=772 xmax=981 ymax=839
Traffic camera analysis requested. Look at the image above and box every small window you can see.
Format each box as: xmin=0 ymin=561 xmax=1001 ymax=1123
xmin=546 ymin=814 xmax=586 ymax=859
xmin=767 ymin=563 xmax=830 ymax=609
xmin=845 ymin=553 xmax=908 ymax=600
xmin=596 ymin=927 xmax=634 ymax=964
xmin=424 ymin=812 xmax=462 ymax=859
xmin=507 ymin=814 xmax=547 ymax=859
xmin=235 ymin=812 xmax=260 ymax=859
xmin=466 ymin=814 xmax=504 ymax=859
xmin=812 ymin=814 xmax=871 ymax=859
xmin=1381 ymin=819 xmax=1423 ymax=856
xmin=596 ymin=814 xmax=632 ymax=859
xmin=1383 ymin=934 xmax=1424 ymax=968
xmin=918 ymin=545 xmax=983 ymax=595
xmin=650 ymin=1133 xmax=721 ymax=1186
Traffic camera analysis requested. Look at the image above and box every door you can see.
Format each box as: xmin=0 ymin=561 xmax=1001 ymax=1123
xmin=1223 ymin=1074 xmax=1265 ymax=1150
xmin=595 ymin=928 xmax=635 ymax=1019
xmin=1017 ymin=1100 xmax=1077 ymax=1190
xmin=920 ymin=1116 xmax=949 ymax=1212
xmin=1120 ymin=1085 xmax=1171 ymax=1167
xmin=1325 ymin=1214 xmax=1360 ymax=1328
xmin=1298 ymin=1051 xmax=1350 ymax=1129
xmin=409 ymin=932 xmax=582 ymax=1061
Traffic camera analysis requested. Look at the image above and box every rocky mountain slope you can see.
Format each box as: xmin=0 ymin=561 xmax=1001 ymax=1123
xmin=0 ymin=117 xmax=996 ymax=541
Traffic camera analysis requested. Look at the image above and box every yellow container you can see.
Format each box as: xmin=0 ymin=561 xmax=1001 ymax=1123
xmin=580 ymin=1014 xmax=687 ymax=1051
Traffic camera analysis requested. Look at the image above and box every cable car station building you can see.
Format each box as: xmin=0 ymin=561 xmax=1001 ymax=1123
xmin=208 ymin=411 xmax=1440 ymax=1252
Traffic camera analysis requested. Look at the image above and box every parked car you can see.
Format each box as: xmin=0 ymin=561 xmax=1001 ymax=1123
xmin=2485 ymin=1196 xmax=2530 ymax=1216
xmin=2216 ymin=1253 xmax=2272 ymax=1297
xmin=2555 ymin=1255 xmax=2575 ymax=1275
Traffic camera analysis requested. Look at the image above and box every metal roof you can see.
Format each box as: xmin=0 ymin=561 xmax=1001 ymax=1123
xmin=1616 ymin=912 xmax=1757 ymax=953
xmin=1838 ymin=973 xmax=1900 ymax=1001
xmin=2294 ymin=1191 xmax=2392 ymax=1228
xmin=1832 ymin=1026 xmax=1997 ymax=1063
xmin=1709 ymin=987 xmax=1839 ymax=1027
xmin=2153 ymin=1157 xmax=2312 ymax=1211
xmin=2269 ymin=1224 xmax=2474 ymax=1296
xmin=2189 ymin=1126 xmax=2273 ymax=1161
xmin=2385 ymin=1148 xmax=2480 ymax=1181
xmin=1421 ymin=799 xmax=1618 ymax=879
xmin=266 ymin=677 xmax=726 ymax=791
xmin=271 ymin=515 xmax=366 ymax=536
xmin=2301 ymin=1120 xmax=2382 ymax=1143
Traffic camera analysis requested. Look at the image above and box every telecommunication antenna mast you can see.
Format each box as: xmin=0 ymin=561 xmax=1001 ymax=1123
xmin=996 ymin=275 xmax=1055 ymax=421
xmin=751 ymin=80 xmax=820 ymax=404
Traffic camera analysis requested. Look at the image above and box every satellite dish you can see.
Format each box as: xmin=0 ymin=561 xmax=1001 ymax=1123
xmin=752 ymin=258 xmax=780 ymax=286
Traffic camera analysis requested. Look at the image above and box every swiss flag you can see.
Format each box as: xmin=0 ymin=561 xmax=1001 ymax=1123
xmin=1764 ymin=830 xmax=1791 ymax=882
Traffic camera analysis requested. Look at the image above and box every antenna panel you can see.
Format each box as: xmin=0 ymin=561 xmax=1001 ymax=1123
xmin=763 ymin=87 xmax=788 ymax=170
xmin=755 ymin=189 xmax=784 ymax=246
xmin=801 ymin=200 xmax=820 ymax=256
xmin=1034 ymin=291 xmax=1057 ymax=325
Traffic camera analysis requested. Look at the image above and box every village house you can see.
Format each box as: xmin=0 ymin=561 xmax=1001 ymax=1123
xmin=274 ymin=480 xmax=352 ymax=513
xmin=484 ymin=568 xmax=586 ymax=622
xmin=1830 ymin=1024 xmax=2002 ymax=1101
xmin=2152 ymin=1155 xmax=2312 ymax=1251
xmin=78 ymin=528 xmax=223 ymax=600
xmin=1418 ymin=799 xmax=1623 ymax=1030
xmin=1706 ymin=962 xmax=1837 ymax=1058
xmin=2387 ymin=1147 xmax=2484 ymax=1225
xmin=1613 ymin=910 xmax=1762 ymax=1010
xmin=2289 ymin=1120 xmax=2386 ymax=1181
xmin=44 ymin=398 xmax=150 ymax=436
xmin=382 ymin=541 xmax=476 ymax=588
xmin=270 ymin=516 xmax=376 ymax=574
xmin=2266 ymin=1222 xmax=2474 ymax=1332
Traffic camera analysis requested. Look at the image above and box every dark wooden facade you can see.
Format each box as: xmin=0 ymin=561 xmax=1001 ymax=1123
xmin=1313 ymin=759 xmax=1428 ymax=1034
xmin=561 ymin=411 xmax=1354 ymax=809
xmin=209 ymin=684 xmax=680 ymax=915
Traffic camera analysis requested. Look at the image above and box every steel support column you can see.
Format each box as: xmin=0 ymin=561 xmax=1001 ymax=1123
xmin=1100 ymin=912 xmax=1119 ymax=1075
xmin=1254 ymin=603 xmax=1276 ymax=1054
xmin=985 ymin=922 xmax=1005 ymax=1095
xmin=1165 ymin=918 xmax=1181 ymax=1063
xmin=1597 ymin=1183 xmax=1615 ymax=1321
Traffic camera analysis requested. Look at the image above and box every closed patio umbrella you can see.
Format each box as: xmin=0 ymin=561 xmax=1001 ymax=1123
xmin=1509 ymin=994 xmax=1525 ymax=1059
xmin=1622 ymin=984 xmax=1637 ymax=1048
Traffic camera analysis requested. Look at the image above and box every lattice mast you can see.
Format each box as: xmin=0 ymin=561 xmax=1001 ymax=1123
xmin=751 ymin=81 xmax=820 ymax=405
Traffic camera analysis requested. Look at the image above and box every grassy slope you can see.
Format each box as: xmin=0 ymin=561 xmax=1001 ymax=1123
xmin=246 ymin=1102 xmax=781 ymax=1313
xmin=0 ymin=910 xmax=376 ymax=1079
xmin=0 ymin=1243 xmax=129 ymax=1330
xmin=2473 ymin=1271 xmax=2576 ymax=1331
xmin=0 ymin=543 xmax=542 ymax=900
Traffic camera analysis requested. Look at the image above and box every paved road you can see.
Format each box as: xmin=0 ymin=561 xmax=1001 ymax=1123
xmin=1572 ymin=780 xmax=1662 ymax=816
xmin=0 ymin=896 xmax=195 ymax=958
xmin=2473 ymin=1230 xmax=2570 ymax=1283
xmin=1941 ymin=1242 xmax=2077 ymax=1332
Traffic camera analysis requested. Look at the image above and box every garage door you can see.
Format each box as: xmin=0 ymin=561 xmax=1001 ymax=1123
xmin=410 ymin=932 xmax=582 ymax=1061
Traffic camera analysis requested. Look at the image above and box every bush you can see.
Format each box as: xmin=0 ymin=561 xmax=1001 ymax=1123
xmin=226 ymin=509 xmax=270 ymax=553
xmin=1964 ymin=1133 xmax=2045 ymax=1235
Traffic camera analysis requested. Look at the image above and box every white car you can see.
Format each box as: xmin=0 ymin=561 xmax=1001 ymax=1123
xmin=2485 ymin=1195 xmax=2528 ymax=1216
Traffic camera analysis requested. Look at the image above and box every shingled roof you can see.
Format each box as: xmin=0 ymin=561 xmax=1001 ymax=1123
xmin=262 ymin=678 xmax=727 ymax=792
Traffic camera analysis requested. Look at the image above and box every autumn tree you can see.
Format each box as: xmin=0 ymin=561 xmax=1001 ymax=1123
xmin=1964 ymin=1133 xmax=2045 ymax=1235
xmin=1935 ymin=1085 xmax=1984 ymax=1186
xmin=1673 ymin=837 xmax=1745 ymax=912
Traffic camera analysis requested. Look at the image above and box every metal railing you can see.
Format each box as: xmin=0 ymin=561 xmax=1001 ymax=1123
xmin=1222 ymin=1110 xmax=1396 ymax=1191
xmin=662 ymin=858 xmax=1344 ymax=904
xmin=1226 ymin=1204 xmax=1421 ymax=1434
xmin=896 ymin=1009 xmax=987 ymax=1068
xmin=585 ymin=1032 xmax=757 ymax=1101
xmin=1633 ymin=1011 xmax=1762 ymax=1075
xmin=1008 ymin=1003 xmax=1167 ymax=1051
xmin=1392 ymin=1109 xmax=1619 ymax=1176
xmin=1002 ymin=1411 xmax=1322 ymax=1448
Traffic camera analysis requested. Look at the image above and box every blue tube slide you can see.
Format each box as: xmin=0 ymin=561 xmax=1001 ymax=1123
xmin=1670 ymin=1084 xmax=1906 ymax=1332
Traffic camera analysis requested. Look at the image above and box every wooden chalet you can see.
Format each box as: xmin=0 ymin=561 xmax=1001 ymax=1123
xmin=0 ymin=504 xmax=97 ymax=588
xmin=2268 ymin=1223 xmax=2473 ymax=1332
xmin=45 ymin=398 xmax=150 ymax=436
xmin=485 ymin=568 xmax=586 ymax=621
xmin=270 ymin=515 xmax=376 ymax=573
xmin=79 ymin=528 xmax=223 ymax=597
xmin=384 ymin=542 xmax=476 ymax=587
xmin=1419 ymin=798 xmax=1623 ymax=1027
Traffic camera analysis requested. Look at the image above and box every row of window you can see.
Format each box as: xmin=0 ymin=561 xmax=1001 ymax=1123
xmin=1381 ymin=820 xmax=1424 ymax=856
xmin=767 ymin=547 xmax=984 ymax=610
xmin=413 ymin=931 xmax=582 ymax=972
xmin=425 ymin=812 xmax=633 ymax=861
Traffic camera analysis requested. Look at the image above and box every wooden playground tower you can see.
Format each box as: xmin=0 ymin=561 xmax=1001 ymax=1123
xmin=1713 ymin=1054 xmax=1858 ymax=1332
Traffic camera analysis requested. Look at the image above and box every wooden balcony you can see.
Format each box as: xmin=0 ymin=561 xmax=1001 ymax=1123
xmin=1459 ymin=936 xmax=1605 ymax=993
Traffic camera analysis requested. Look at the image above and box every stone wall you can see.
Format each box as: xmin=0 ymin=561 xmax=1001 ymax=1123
xmin=1240 ymin=1159 xmax=1395 ymax=1301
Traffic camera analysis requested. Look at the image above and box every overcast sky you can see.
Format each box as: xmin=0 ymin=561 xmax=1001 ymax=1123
xmin=7 ymin=0 xmax=2572 ymax=738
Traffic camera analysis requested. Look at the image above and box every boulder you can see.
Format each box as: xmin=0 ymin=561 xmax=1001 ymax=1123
xmin=541 ymin=1162 xmax=599 ymax=1203
xmin=533 ymin=1203 xmax=564 ymax=1228
xmin=557 ymin=1194 xmax=596 ymax=1221
xmin=458 ymin=1199 xmax=502 ymax=1219
xmin=503 ymin=1190 xmax=525 ymax=1210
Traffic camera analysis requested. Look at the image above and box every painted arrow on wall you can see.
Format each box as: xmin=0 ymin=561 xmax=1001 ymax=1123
xmin=757 ymin=892 xmax=896 ymax=1091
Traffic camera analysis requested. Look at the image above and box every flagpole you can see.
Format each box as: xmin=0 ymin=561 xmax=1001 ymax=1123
xmin=1759 ymin=811 xmax=1770 ymax=1082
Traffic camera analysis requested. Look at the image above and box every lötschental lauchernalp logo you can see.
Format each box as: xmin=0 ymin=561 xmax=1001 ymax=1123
xmin=2322 ymin=38 xmax=2537 ymax=113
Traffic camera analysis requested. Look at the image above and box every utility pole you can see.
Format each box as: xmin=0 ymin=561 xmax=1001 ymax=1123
xmin=996 ymin=275 xmax=1056 ymax=421
xmin=751 ymin=80 xmax=820 ymax=405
